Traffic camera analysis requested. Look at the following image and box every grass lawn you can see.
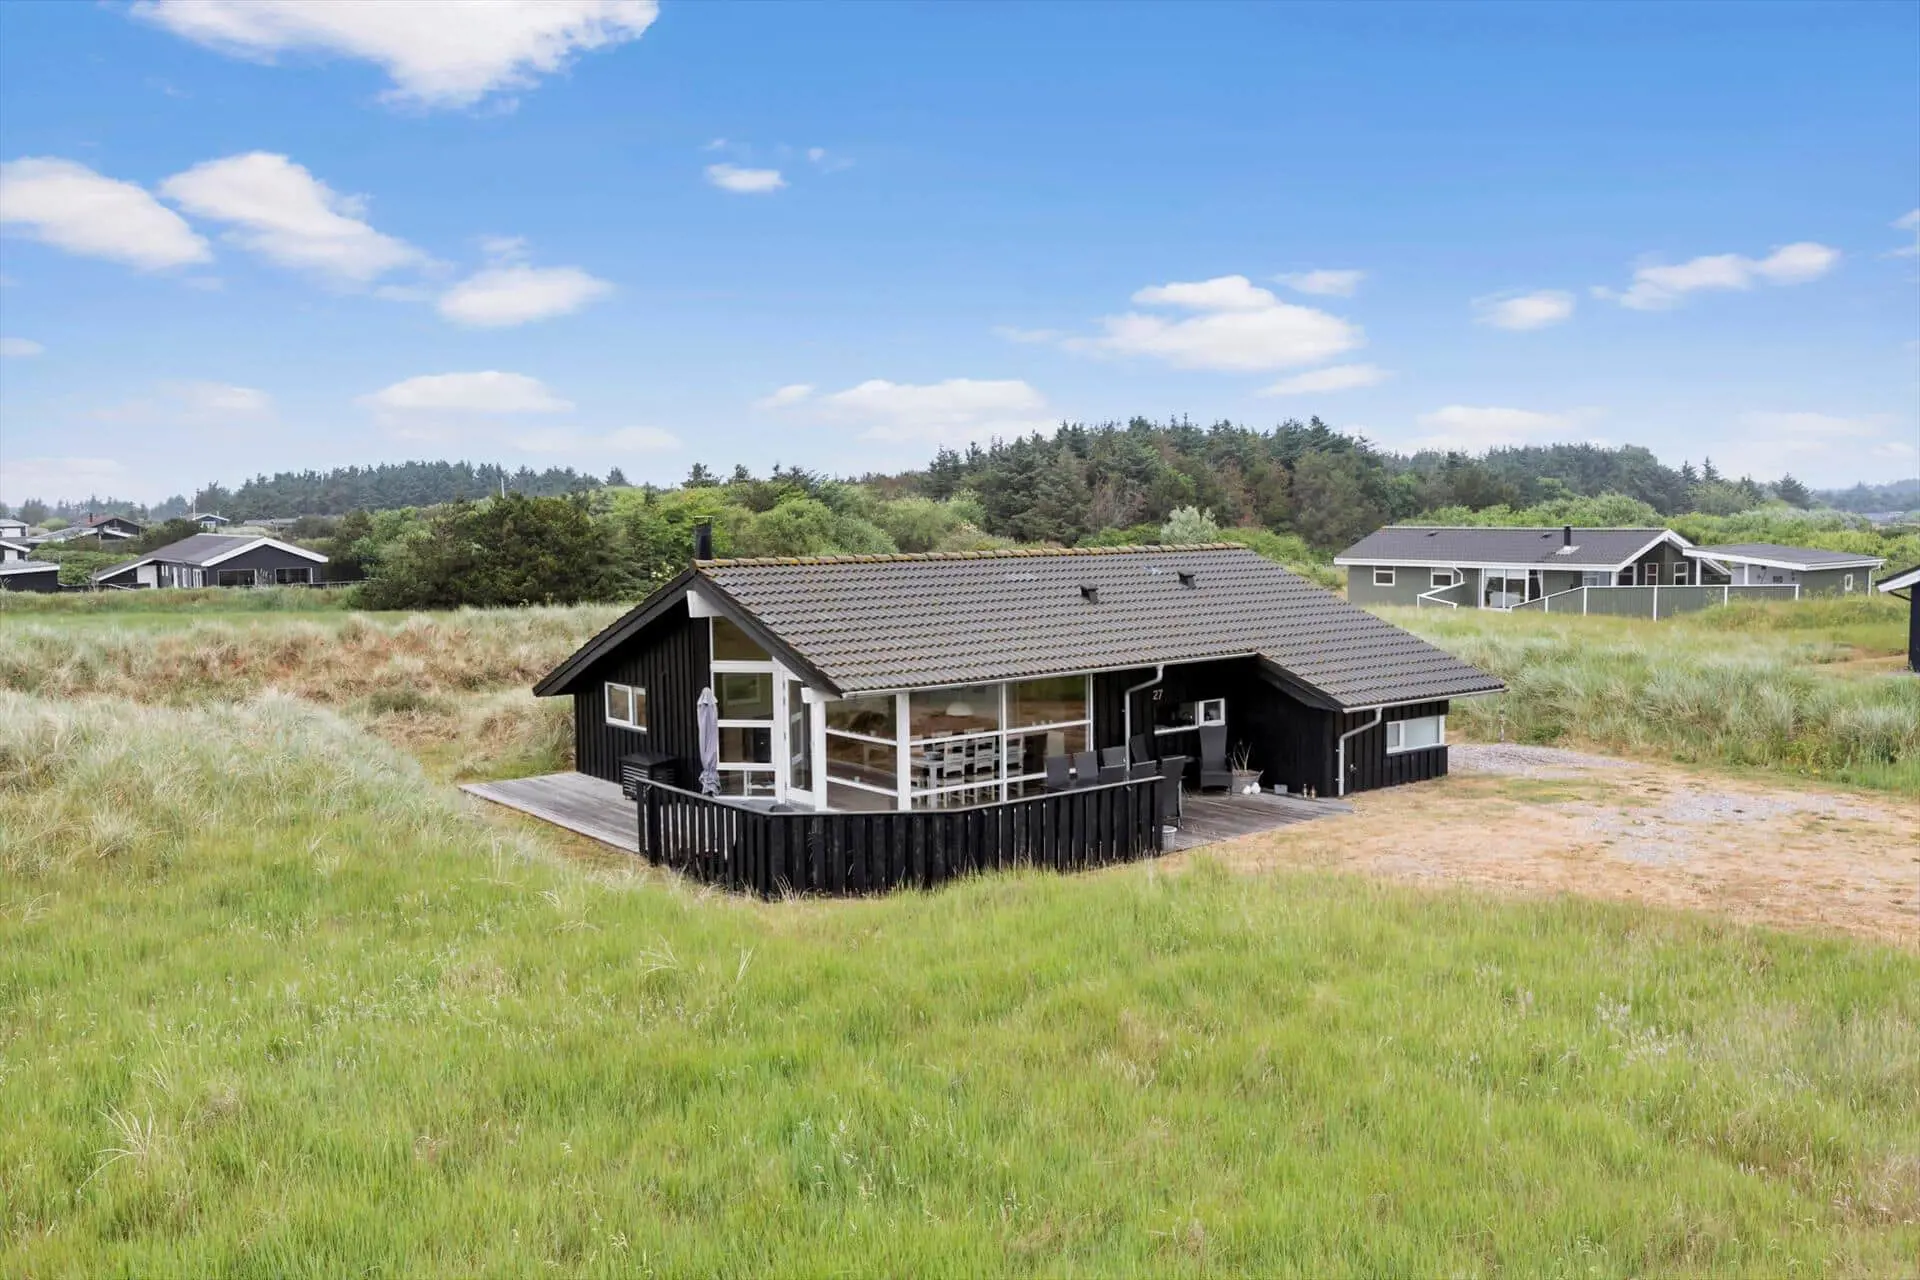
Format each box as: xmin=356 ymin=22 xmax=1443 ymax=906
xmin=3 ymin=691 xmax=1918 ymax=1276
xmin=1391 ymin=596 xmax=1919 ymax=794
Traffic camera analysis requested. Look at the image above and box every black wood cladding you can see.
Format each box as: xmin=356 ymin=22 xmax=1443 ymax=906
xmin=572 ymin=600 xmax=710 ymax=784
xmin=637 ymin=776 xmax=1164 ymax=897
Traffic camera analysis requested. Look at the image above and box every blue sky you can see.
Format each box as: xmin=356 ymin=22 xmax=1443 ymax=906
xmin=1 ymin=0 xmax=1916 ymax=506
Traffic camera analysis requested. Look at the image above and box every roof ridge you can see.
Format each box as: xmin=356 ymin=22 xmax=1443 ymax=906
xmin=696 ymin=542 xmax=1246 ymax=568
xmin=1386 ymin=525 xmax=1667 ymax=533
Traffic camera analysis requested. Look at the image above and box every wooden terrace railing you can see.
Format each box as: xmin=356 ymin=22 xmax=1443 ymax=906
xmin=636 ymin=776 xmax=1166 ymax=896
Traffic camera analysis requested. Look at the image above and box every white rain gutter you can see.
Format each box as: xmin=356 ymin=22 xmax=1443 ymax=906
xmin=1121 ymin=664 xmax=1166 ymax=754
xmin=1335 ymin=708 xmax=1384 ymax=798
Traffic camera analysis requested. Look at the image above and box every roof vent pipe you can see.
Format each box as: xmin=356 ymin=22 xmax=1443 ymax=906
xmin=1177 ymin=570 xmax=1197 ymax=588
xmin=692 ymin=522 xmax=714 ymax=562
xmin=1563 ymin=525 xmax=1573 ymax=547
xmin=1080 ymin=584 xmax=1100 ymax=603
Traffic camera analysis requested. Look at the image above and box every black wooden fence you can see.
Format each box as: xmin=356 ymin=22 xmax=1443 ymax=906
xmin=637 ymin=777 xmax=1165 ymax=896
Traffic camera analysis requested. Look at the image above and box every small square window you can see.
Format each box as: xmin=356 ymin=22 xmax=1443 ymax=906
xmin=604 ymin=682 xmax=647 ymax=732
xmin=1430 ymin=570 xmax=1456 ymax=589
xmin=1373 ymin=568 xmax=1395 ymax=587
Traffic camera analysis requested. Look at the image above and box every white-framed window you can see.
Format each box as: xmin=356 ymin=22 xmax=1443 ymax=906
xmin=1430 ymin=570 xmax=1456 ymax=589
xmin=1372 ymin=567 xmax=1396 ymax=587
xmin=274 ymin=566 xmax=312 ymax=585
xmin=1385 ymin=714 xmax=1445 ymax=754
xmin=605 ymin=681 xmax=648 ymax=732
xmin=1843 ymin=573 xmax=1855 ymax=592
xmin=711 ymin=618 xmax=778 ymax=795
xmin=1672 ymin=561 xmax=1690 ymax=585
xmin=1581 ymin=571 xmax=1610 ymax=588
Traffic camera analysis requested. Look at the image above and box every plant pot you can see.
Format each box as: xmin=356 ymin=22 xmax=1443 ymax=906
xmin=1230 ymin=769 xmax=1261 ymax=792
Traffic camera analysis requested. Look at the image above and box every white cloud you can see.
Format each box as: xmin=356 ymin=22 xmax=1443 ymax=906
xmin=1132 ymin=276 xmax=1275 ymax=311
xmin=1274 ymin=269 xmax=1364 ymax=297
xmin=0 ymin=157 xmax=210 ymax=270
xmin=176 ymin=381 xmax=272 ymax=418
xmin=1258 ymin=363 xmax=1390 ymax=396
xmin=0 ymin=456 xmax=131 ymax=505
xmin=1411 ymin=405 xmax=1597 ymax=451
xmin=131 ymin=0 xmax=657 ymax=109
xmin=753 ymin=383 xmax=815 ymax=410
xmin=1065 ymin=274 xmax=1362 ymax=372
xmin=360 ymin=371 xmax=572 ymax=417
xmin=85 ymin=381 xmax=274 ymax=431
xmin=159 ymin=152 xmax=419 ymax=284
xmin=438 ymin=264 xmax=611 ymax=327
xmin=0 ymin=337 xmax=44 ymax=357
xmin=513 ymin=425 xmax=679 ymax=453
xmin=992 ymin=325 xmax=1064 ymax=344
xmin=1474 ymin=289 xmax=1574 ymax=331
xmin=804 ymin=378 xmax=1051 ymax=443
xmin=1893 ymin=209 xmax=1920 ymax=258
xmin=704 ymin=163 xmax=786 ymax=194
xmin=1709 ymin=411 xmax=1914 ymax=484
xmin=1596 ymin=242 xmax=1840 ymax=310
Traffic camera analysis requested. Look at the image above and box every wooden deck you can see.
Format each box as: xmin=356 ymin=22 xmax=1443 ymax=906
xmin=1165 ymin=789 xmax=1352 ymax=851
xmin=462 ymin=772 xmax=638 ymax=853
xmin=461 ymin=772 xmax=1349 ymax=863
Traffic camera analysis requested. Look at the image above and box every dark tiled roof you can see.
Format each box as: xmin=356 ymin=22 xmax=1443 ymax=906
xmin=0 ymin=559 xmax=59 ymax=575
xmin=1335 ymin=526 xmax=1676 ymax=569
xmin=1685 ymin=543 xmax=1887 ymax=569
xmin=92 ymin=533 xmax=326 ymax=581
xmin=675 ymin=544 xmax=1501 ymax=708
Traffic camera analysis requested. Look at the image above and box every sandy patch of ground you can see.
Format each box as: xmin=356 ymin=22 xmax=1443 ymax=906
xmin=1184 ymin=745 xmax=1920 ymax=949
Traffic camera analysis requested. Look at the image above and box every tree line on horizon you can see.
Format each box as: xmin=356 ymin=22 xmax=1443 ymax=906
xmin=7 ymin=416 xmax=1907 ymax=534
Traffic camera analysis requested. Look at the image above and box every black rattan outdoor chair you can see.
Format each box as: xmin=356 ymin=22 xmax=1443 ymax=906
xmin=1197 ymin=723 xmax=1233 ymax=791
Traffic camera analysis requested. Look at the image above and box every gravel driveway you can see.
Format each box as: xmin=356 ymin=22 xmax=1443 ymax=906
xmin=1183 ymin=745 xmax=1920 ymax=949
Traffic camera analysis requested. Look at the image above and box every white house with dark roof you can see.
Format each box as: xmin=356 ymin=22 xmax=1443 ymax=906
xmin=91 ymin=533 xmax=327 ymax=589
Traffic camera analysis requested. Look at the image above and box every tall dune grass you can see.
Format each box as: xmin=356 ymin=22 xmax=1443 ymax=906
xmin=0 ymin=606 xmax=621 ymax=704
xmin=2 ymin=690 xmax=1917 ymax=1274
xmin=1397 ymin=605 xmax=1920 ymax=791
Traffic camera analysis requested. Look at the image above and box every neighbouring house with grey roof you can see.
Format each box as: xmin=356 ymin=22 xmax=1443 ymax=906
xmin=91 ymin=533 xmax=327 ymax=589
xmin=1334 ymin=525 xmax=1728 ymax=610
xmin=535 ymin=537 xmax=1503 ymax=820
xmin=1681 ymin=543 xmax=1885 ymax=595
xmin=192 ymin=512 xmax=231 ymax=530
xmin=41 ymin=513 xmax=143 ymax=545
xmin=0 ymin=556 xmax=62 ymax=592
xmin=0 ymin=518 xmax=30 ymax=540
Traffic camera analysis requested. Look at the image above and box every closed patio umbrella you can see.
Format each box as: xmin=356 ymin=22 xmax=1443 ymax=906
xmin=697 ymin=686 xmax=721 ymax=796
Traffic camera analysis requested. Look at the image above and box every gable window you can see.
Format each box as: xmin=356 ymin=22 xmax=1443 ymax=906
xmin=1672 ymin=561 xmax=1690 ymax=585
xmin=1430 ymin=570 xmax=1456 ymax=589
xmin=605 ymin=682 xmax=647 ymax=732
xmin=1385 ymin=714 xmax=1445 ymax=754
xmin=1372 ymin=568 xmax=1396 ymax=587
xmin=712 ymin=616 xmax=769 ymax=662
